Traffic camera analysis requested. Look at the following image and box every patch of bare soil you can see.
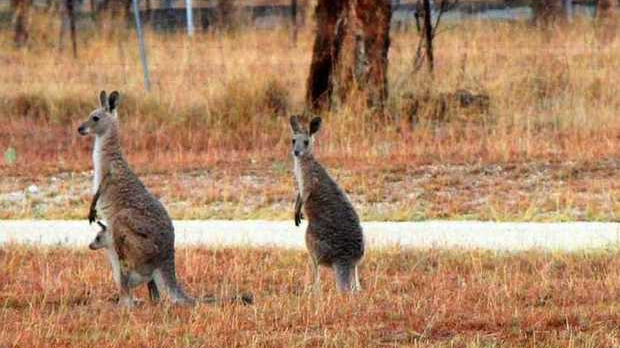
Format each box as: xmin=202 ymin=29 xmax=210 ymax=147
xmin=1 ymin=159 xmax=618 ymax=221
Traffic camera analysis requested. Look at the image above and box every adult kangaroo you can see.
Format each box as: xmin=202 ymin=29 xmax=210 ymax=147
xmin=79 ymin=90 xmax=194 ymax=307
xmin=289 ymin=115 xmax=364 ymax=293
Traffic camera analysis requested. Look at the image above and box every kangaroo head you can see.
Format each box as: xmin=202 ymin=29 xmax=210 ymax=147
xmin=78 ymin=90 xmax=121 ymax=137
xmin=290 ymin=115 xmax=321 ymax=158
xmin=89 ymin=221 xmax=112 ymax=250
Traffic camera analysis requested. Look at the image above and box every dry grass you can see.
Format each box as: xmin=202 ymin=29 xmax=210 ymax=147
xmin=1 ymin=14 xmax=619 ymax=220
xmin=1 ymin=245 xmax=619 ymax=347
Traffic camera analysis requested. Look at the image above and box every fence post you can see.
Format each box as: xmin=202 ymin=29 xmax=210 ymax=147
xmin=186 ymin=0 xmax=194 ymax=36
xmin=132 ymin=0 xmax=151 ymax=91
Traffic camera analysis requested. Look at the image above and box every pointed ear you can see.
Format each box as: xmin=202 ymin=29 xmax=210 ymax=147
xmin=289 ymin=115 xmax=303 ymax=133
xmin=309 ymin=117 xmax=322 ymax=136
xmin=99 ymin=90 xmax=108 ymax=110
xmin=108 ymin=91 xmax=120 ymax=113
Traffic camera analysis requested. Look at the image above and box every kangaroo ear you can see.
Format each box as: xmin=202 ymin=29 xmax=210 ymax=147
xmin=289 ymin=115 xmax=303 ymax=133
xmin=108 ymin=91 xmax=120 ymax=113
xmin=99 ymin=90 xmax=108 ymax=110
xmin=309 ymin=117 xmax=322 ymax=136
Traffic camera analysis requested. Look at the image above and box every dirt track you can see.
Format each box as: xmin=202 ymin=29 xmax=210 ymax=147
xmin=1 ymin=220 xmax=619 ymax=251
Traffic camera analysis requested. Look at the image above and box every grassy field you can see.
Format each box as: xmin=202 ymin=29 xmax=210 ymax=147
xmin=2 ymin=11 xmax=619 ymax=348
xmin=1 ymin=15 xmax=619 ymax=221
xmin=1 ymin=245 xmax=619 ymax=347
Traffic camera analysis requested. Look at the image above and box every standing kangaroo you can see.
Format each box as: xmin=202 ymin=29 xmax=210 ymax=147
xmin=289 ymin=115 xmax=364 ymax=292
xmin=78 ymin=90 xmax=195 ymax=307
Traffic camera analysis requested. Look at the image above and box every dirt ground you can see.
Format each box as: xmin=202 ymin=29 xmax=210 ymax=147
xmin=1 ymin=159 xmax=618 ymax=221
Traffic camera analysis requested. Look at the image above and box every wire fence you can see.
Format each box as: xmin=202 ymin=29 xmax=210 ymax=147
xmin=0 ymin=0 xmax=598 ymax=32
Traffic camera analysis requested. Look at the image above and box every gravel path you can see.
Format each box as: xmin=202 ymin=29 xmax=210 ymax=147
xmin=1 ymin=220 xmax=619 ymax=251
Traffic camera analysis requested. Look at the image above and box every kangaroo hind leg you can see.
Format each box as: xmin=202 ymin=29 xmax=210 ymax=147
xmin=118 ymin=272 xmax=134 ymax=307
xmin=333 ymin=263 xmax=354 ymax=293
xmin=352 ymin=265 xmax=362 ymax=292
xmin=147 ymin=280 xmax=160 ymax=302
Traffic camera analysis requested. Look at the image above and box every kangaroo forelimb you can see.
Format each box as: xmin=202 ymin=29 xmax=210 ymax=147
xmin=294 ymin=192 xmax=304 ymax=226
xmin=88 ymin=173 xmax=110 ymax=224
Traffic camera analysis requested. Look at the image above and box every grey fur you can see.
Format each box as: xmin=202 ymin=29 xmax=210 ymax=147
xmin=290 ymin=115 xmax=364 ymax=293
xmin=79 ymin=90 xmax=195 ymax=307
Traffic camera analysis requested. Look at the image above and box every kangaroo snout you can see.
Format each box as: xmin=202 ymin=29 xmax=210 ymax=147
xmin=78 ymin=125 xmax=89 ymax=136
xmin=88 ymin=242 xmax=97 ymax=250
xmin=294 ymin=150 xmax=301 ymax=157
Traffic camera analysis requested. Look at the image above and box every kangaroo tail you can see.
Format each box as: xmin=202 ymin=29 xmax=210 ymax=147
xmin=153 ymin=261 xmax=196 ymax=306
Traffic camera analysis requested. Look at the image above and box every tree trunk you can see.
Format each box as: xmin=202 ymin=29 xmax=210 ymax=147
xmin=305 ymin=0 xmax=347 ymax=111
xmin=216 ymin=0 xmax=238 ymax=31
xmin=11 ymin=0 xmax=31 ymax=47
xmin=352 ymin=0 xmax=392 ymax=109
xmin=531 ymin=0 xmax=563 ymax=25
xmin=422 ymin=0 xmax=433 ymax=73
xmin=306 ymin=0 xmax=392 ymax=112
xmin=59 ymin=0 xmax=78 ymax=57
xmin=67 ymin=0 xmax=78 ymax=58
xmin=596 ymin=0 xmax=618 ymax=43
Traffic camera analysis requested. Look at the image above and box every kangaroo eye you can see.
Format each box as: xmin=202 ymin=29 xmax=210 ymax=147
xmin=292 ymin=139 xmax=296 ymax=144
xmin=304 ymin=140 xmax=309 ymax=146
xmin=93 ymin=116 xmax=100 ymax=122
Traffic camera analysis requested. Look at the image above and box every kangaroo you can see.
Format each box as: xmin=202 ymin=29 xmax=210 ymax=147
xmin=289 ymin=115 xmax=364 ymax=293
xmin=89 ymin=222 xmax=252 ymax=306
xmin=89 ymin=221 xmax=161 ymax=303
xmin=78 ymin=90 xmax=195 ymax=307
xmin=88 ymin=221 xmax=252 ymax=305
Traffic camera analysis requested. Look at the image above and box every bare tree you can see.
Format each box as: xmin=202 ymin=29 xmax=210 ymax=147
xmin=59 ymin=0 xmax=78 ymax=58
xmin=412 ymin=0 xmax=459 ymax=74
xmin=422 ymin=0 xmax=433 ymax=73
xmin=10 ymin=0 xmax=31 ymax=47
